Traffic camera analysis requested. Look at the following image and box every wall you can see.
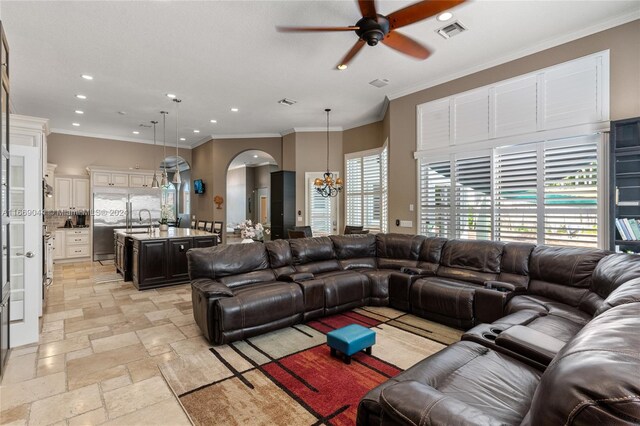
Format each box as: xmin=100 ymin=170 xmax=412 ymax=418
xmin=190 ymin=137 xmax=282 ymax=232
xmin=292 ymin=131 xmax=344 ymax=231
xmin=47 ymin=133 xmax=192 ymax=176
xmin=343 ymin=121 xmax=384 ymax=154
xmin=387 ymin=19 xmax=640 ymax=234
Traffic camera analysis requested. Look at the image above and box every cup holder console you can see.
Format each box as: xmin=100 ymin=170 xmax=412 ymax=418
xmin=482 ymin=332 xmax=497 ymax=341
xmin=490 ymin=328 xmax=504 ymax=335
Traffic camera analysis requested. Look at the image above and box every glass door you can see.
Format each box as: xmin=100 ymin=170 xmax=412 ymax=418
xmin=9 ymin=145 xmax=40 ymax=346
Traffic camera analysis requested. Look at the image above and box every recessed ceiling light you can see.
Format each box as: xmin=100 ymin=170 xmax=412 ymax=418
xmin=210 ymin=119 xmax=217 ymax=123
xmin=253 ymin=155 xmax=258 ymax=158
xmin=118 ymin=111 xmax=127 ymax=115
xmin=193 ymin=130 xmax=200 ymax=133
xmin=132 ymin=131 xmax=140 ymax=135
xmin=75 ymin=110 xmax=84 ymax=114
xmin=72 ymin=122 xmax=80 ymax=127
xmin=437 ymin=12 xmax=453 ymax=21
xmin=81 ymin=74 xmax=93 ymax=80
xmin=166 ymin=93 xmax=176 ymax=99
xmin=75 ymin=94 xmax=87 ymax=99
xmin=180 ymin=137 xmax=186 ymax=141
xmin=230 ymin=108 xmax=239 ymax=112
xmin=337 ymin=64 xmax=347 ymax=70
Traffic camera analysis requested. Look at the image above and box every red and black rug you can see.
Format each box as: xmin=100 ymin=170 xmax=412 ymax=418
xmin=160 ymin=307 xmax=462 ymax=425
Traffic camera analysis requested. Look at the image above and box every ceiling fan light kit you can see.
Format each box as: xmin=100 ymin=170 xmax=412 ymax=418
xmin=278 ymin=0 xmax=466 ymax=69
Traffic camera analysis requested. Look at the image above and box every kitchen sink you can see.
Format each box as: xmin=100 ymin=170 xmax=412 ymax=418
xmin=124 ymin=230 xmax=150 ymax=234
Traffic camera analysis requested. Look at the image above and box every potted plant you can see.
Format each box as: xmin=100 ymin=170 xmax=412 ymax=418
xmin=159 ymin=204 xmax=174 ymax=231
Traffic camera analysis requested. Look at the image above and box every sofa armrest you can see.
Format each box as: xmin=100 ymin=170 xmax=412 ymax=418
xmin=484 ymin=280 xmax=526 ymax=293
xmin=278 ymin=272 xmax=315 ymax=282
xmin=380 ymin=381 xmax=503 ymax=426
xmin=496 ymin=325 xmax=565 ymax=366
xmin=191 ymin=278 xmax=234 ymax=297
xmin=400 ymin=266 xmax=436 ymax=276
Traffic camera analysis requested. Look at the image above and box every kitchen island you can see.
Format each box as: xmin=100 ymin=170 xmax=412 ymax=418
xmin=114 ymin=228 xmax=217 ymax=290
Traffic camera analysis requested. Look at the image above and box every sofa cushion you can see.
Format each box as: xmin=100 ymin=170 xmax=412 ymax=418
xmin=358 ymin=340 xmax=542 ymax=426
xmin=594 ymin=277 xmax=640 ymax=316
xmin=217 ymin=269 xmax=276 ymax=289
xmin=361 ymin=269 xmax=394 ymax=305
xmin=590 ymin=253 xmax=640 ymax=298
xmin=187 ymin=243 xmax=270 ymax=280
xmin=497 ymin=242 xmax=535 ymax=287
xmin=415 ymin=237 xmax=447 ymax=274
xmin=217 ymin=281 xmax=303 ymax=330
xmin=264 ymin=239 xmax=292 ymax=268
xmin=527 ymin=245 xmax=608 ymax=308
xmin=289 ymin=236 xmax=336 ymax=264
xmin=375 ymin=233 xmax=425 ymax=269
xmin=330 ymin=234 xmax=376 ymax=259
xmin=525 ymin=302 xmax=640 ymax=425
xmin=437 ymin=240 xmax=505 ymax=284
xmin=411 ymin=277 xmax=483 ymax=328
xmin=321 ymin=270 xmax=370 ymax=315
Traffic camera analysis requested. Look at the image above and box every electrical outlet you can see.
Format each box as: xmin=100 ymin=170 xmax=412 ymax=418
xmin=409 ymin=204 xmax=414 ymax=212
xmin=399 ymin=220 xmax=412 ymax=228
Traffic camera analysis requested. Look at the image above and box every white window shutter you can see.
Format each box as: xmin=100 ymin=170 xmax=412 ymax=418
xmin=308 ymin=178 xmax=333 ymax=236
xmin=454 ymin=155 xmax=492 ymax=240
xmin=418 ymin=99 xmax=450 ymax=150
xmin=381 ymin=145 xmax=388 ymax=233
xmin=453 ymin=88 xmax=489 ymax=145
xmin=493 ymin=75 xmax=538 ymax=138
xmin=420 ymin=158 xmax=451 ymax=237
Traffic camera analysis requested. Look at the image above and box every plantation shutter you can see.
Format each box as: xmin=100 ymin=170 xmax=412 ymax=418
xmin=494 ymin=144 xmax=539 ymax=243
xmin=346 ymin=157 xmax=362 ymax=227
xmin=380 ymin=145 xmax=388 ymax=233
xmin=543 ymin=137 xmax=598 ymax=247
xmin=454 ymin=154 xmax=492 ymax=239
xmin=419 ymin=158 xmax=451 ymax=237
xmin=308 ymin=178 xmax=333 ymax=236
xmin=362 ymin=153 xmax=382 ymax=232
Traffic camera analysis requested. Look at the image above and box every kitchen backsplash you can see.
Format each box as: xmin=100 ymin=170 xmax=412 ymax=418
xmin=44 ymin=211 xmax=91 ymax=230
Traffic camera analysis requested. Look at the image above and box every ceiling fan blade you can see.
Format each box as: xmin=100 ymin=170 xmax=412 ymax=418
xmin=388 ymin=0 xmax=466 ymax=30
xmin=358 ymin=0 xmax=378 ymax=18
xmin=277 ymin=26 xmax=359 ymax=32
xmin=382 ymin=31 xmax=431 ymax=60
xmin=337 ymin=39 xmax=366 ymax=69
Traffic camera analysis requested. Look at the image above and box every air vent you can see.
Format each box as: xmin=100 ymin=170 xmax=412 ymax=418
xmin=138 ymin=123 xmax=152 ymax=128
xmin=437 ymin=21 xmax=466 ymax=39
xmin=278 ymin=98 xmax=297 ymax=106
xmin=369 ymin=79 xmax=389 ymax=88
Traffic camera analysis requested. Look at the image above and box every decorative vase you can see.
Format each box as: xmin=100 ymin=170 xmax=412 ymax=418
xmin=159 ymin=224 xmax=169 ymax=231
xmin=241 ymin=238 xmax=254 ymax=244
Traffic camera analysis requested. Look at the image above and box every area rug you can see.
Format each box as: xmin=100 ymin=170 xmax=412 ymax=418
xmin=159 ymin=306 xmax=462 ymax=425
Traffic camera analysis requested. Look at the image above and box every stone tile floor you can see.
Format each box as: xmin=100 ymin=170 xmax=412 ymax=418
xmin=0 ymin=261 xmax=195 ymax=426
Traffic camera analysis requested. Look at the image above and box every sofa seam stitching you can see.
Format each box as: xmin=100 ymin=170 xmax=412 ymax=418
xmin=564 ymin=394 xmax=639 ymax=426
xmin=380 ymin=392 xmax=418 ymax=426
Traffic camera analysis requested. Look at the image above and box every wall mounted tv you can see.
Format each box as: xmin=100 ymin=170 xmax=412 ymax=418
xmin=194 ymin=179 xmax=205 ymax=194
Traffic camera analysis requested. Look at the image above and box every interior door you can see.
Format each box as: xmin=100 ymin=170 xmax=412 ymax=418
xmin=9 ymin=144 xmax=40 ymax=346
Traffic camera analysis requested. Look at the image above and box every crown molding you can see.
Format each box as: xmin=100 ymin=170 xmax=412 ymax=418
xmin=386 ymin=9 xmax=640 ymax=101
xmin=189 ymin=135 xmax=214 ymax=149
xmin=280 ymin=126 xmax=344 ymax=136
xmin=50 ymin=128 xmax=194 ymax=149
xmin=10 ymin=114 xmax=50 ymax=134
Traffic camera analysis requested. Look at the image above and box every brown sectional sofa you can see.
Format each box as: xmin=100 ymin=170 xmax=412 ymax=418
xmin=186 ymin=233 xmax=640 ymax=425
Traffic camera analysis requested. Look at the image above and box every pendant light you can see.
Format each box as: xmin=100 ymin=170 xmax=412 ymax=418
xmin=150 ymin=120 xmax=160 ymax=189
xmin=160 ymin=111 xmax=169 ymax=188
xmin=172 ymin=98 xmax=182 ymax=185
xmin=314 ymin=108 xmax=343 ymax=197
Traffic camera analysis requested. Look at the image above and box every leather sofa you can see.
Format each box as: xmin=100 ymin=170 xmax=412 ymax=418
xmin=187 ymin=233 xmax=640 ymax=424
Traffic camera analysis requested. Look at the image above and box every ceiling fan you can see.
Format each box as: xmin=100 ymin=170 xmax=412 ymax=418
xmin=277 ymin=0 xmax=466 ymax=69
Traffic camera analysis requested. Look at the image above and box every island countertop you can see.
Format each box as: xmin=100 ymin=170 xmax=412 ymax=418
xmin=114 ymin=227 xmax=216 ymax=241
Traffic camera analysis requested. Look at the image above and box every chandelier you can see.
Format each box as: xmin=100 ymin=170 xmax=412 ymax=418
xmin=314 ymin=108 xmax=343 ymax=197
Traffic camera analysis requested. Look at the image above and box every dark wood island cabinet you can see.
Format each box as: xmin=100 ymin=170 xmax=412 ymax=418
xmin=115 ymin=228 xmax=217 ymax=290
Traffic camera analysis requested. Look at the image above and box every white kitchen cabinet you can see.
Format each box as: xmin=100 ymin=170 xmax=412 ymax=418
xmin=53 ymin=230 xmax=65 ymax=260
xmin=93 ymin=171 xmax=129 ymax=187
xmin=44 ymin=163 xmax=56 ymax=211
xmin=129 ymin=174 xmax=155 ymax=188
xmin=54 ymin=177 xmax=89 ymax=210
xmin=54 ymin=229 xmax=90 ymax=261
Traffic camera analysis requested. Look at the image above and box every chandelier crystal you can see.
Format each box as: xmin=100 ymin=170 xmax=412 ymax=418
xmin=314 ymin=108 xmax=343 ymax=197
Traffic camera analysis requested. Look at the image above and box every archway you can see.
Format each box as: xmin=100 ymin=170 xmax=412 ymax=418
xmin=226 ymin=150 xmax=279 ymax=241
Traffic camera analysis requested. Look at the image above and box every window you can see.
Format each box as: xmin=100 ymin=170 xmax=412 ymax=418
xmin=417 ymin=135 xmax=600 ymax=247
xmin=306 ymin=174 xmax=337 ymax=236
xmin=345 ymin=145 xmax=388 ymax=233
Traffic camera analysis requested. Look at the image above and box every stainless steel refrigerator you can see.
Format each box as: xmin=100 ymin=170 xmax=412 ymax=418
xmin=92 ymin=188 xmax=162 ymax=261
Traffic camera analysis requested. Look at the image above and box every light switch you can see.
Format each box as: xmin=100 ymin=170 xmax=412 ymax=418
xmin=409 ymin=204 xmax=414 ymax=212
xmin=297 ymin=217 xmax=303 ymax=222
xmin=399 ymin=220 xmax=412 ymax=228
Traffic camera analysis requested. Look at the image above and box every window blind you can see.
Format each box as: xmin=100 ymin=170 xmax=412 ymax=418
xmin=345 ymin=146 xmax=388 ymax=233
xmin=308 ymin=178 xmax=333 ymax=236
xmin=454 ymin=155 xmax=492 ymax=240
xmin=419 ymin=158 xmax=451 ymax=237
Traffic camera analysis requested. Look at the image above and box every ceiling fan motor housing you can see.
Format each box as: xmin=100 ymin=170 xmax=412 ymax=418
xmin=356 ymin=15 xmax=390 ymax=46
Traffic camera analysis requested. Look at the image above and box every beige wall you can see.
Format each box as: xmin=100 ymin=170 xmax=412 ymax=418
xmin=190 ymin=137 xmax=282 ymax=231
xmin=387 ymin=19 xmax=640 ymax=234
xmin=47 ymin=133 xmax=192 ymax=177
xmin=292 ymin=131 xmax=344 ymax=231
xmin=343 ymin=121 xmax=384 ymax=154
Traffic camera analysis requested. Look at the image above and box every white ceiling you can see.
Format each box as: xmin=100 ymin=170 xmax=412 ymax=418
xmin=3 ymin=1 xmax=639 ymax=148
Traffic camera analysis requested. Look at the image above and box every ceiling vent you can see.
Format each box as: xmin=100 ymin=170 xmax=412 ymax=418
xmin=436 ymin=21 xmax=467 ymax=39
xmin=369 ymin=79 xmax=389 ymax=88
xmin=138 ymin=123 xmax=151 ymax=128
xmin=278 ymin=98 xmax=297 ymax=106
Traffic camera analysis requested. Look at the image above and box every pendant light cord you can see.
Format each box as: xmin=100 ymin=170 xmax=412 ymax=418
xmin=174 ymin=99 xmax=181 ymax=169
xmin=325 ymin=108 xmax=331 ymax=172
xmin=162 ymin=112 xmax=168 ymax=176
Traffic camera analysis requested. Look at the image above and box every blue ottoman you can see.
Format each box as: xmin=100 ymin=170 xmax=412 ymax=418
xmin=327 ymin=324 xmax=376 ymax=364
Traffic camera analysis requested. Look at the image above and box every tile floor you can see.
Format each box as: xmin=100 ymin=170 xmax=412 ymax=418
xmin=0 ymin=261 xmax=195 ymax=426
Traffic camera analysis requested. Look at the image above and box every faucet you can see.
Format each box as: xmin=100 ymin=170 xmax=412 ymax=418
xmin=139 ymin=209 xmax=152 ymax=234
